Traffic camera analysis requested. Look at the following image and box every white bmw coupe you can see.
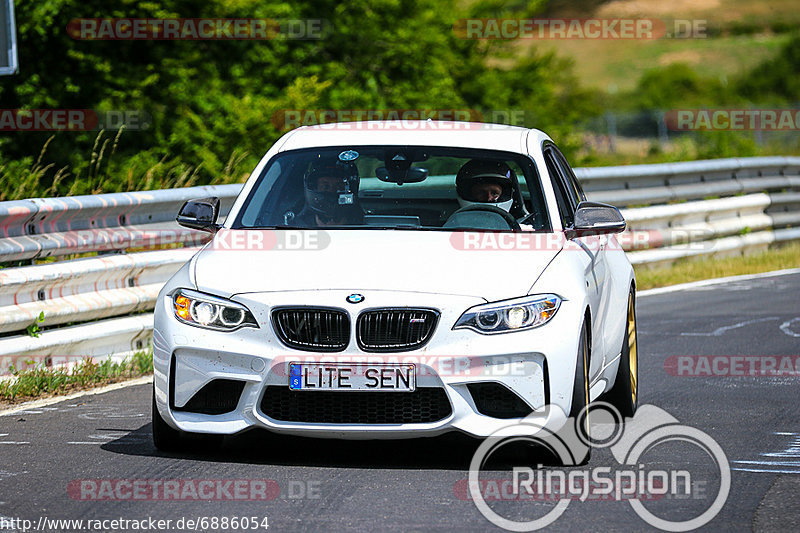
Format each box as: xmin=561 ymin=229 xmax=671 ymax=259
xmin=152 ymin=121 xmax=638 ymax=456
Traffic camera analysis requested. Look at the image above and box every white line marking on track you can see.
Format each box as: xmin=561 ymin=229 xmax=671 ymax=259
xmin=731 ymin=467 xmax=800 ymax=474
xmin=680 ymin=317 xmax=779 ymax=336
xmin=733 ymin=460 xmax=800 ymax=466
xmin=639 ymin=268 xmax=800 ymax=297
xmin=780 ymin=317 xmax=800 ymax=337
xmin=733 ymin=432 xmax=800 ymax=474
xmin=78 ymin=412 xmax=145 ymax=420
xmin=0 ymin=442 xmax=30 ymax=445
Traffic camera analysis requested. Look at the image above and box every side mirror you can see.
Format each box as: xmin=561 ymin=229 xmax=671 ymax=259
xmin=571 ymin=201 xmax=626 ymax=237
xmin=176 ymin=197 xmax=220 ymax=233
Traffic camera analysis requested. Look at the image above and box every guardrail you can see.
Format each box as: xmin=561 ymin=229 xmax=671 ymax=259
xmin=1 ymin=156 xmax=799 ymax=367
xmin=0 ymin=184 xmax=241 ymax=262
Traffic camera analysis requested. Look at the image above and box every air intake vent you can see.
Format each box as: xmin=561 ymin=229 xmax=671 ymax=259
xmin=468 ymin=383 xmax=533 ymax=419
xmin=356 ymin=308 xmax=439 ymax=352
xmin=175 ymin=379 xmax=245 ymax=415
xmin=272 ymin=307 xmax=350 ymax=352
xmin=260 ymin=386 xmax=452 ymax=424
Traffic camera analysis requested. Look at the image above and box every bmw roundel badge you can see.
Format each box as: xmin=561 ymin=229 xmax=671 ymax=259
xmin=346 ymin=293 xmax=365 ymax=304
xmin=338 ymin=150 xmax=359 ymax=162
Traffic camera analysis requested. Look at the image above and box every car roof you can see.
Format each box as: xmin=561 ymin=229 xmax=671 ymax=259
xmin=277 ymin=121 xmax=551 ymax=155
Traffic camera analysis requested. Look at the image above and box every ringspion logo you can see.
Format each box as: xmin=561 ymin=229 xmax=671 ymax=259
xmin=467 ymin=403 xmax=730 ymax=531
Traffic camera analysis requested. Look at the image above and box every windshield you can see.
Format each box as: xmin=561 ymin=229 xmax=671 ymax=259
xmin=232 ymin=146 xmax=550 ymax=232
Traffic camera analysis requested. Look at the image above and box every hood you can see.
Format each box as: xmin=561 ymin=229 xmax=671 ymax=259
xmin=192 ymin=229 xmax=563 ymax=301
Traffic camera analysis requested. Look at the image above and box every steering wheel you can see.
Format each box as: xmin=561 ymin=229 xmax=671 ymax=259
xmin=517 ymin=210 xmax=543 ymax=230
xmin=445 ymin=204 xmax=521 ymax=231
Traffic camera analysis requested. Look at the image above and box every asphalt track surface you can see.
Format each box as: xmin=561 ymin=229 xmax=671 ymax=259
xmin=1 ymin=271 xmax=799 ymax=532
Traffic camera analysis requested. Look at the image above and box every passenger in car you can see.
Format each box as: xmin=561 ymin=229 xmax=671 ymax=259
xmin=293 ymin=163 xmax=365 ymax=227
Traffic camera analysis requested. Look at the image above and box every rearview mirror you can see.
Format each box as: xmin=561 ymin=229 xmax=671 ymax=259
xmin=571 ymin=201 xmax=626 ymax=237
xmin=375 ymin=166 xmax=428 ymax=185
xmin=176 ymin=197 xmax=220 ymax=233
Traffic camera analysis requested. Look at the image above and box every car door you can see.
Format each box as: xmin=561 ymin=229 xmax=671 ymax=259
xmin=543 ymin=144 xmax=607 ymax=379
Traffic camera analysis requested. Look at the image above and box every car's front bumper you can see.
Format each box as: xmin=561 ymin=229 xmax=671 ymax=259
xmin=153 ymin=289 xmax=584 ymax=440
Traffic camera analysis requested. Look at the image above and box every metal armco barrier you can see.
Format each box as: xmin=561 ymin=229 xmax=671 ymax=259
xmin=0 ymin=156 xmax=799 ymax=364
xmin=0 ymin=184 xmax=241 ymax=262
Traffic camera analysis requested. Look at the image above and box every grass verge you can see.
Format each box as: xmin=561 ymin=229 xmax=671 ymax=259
xmin=0 ymin=350 xmax=153 ymax=406
xmin=634 ymin=242 xmax=800 ymax=290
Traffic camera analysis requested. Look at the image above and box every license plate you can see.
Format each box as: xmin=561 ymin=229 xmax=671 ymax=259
xmin=288 ymin=363 xmax=416 ymax=392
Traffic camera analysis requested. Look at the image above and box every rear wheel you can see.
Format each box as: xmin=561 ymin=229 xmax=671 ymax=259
xmin=605 ymin=289 xmax=638 ymax=417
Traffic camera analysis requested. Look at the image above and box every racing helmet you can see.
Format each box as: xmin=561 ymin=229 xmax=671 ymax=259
xmin=303 ymin=162 xmax=360 ymax=219
xmin=455 ymin=159 xmax=515 ymax=212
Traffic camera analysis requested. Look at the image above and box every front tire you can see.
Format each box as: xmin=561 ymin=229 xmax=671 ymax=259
xmin=152 ymin=391 xmax=184 ymax=452
xmin=505 ymin=322 xmax=592 ymax=467
xmin=566 ymin=321 xmax=591 ymax=464
xmin=152 ymin=390 xmax=224 ymax=453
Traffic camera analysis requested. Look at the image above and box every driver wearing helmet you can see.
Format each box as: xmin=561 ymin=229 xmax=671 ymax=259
xmin=294 ymin=163 xmax=364 ymax=227
xmin=455 ymin=159 xmax=515 ymax=212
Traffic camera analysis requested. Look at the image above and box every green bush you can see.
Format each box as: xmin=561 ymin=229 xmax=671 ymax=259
xmin=738 ymin=33 xmax=800 ymax=102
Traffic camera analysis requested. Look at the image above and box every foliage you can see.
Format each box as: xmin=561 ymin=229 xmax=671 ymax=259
xmin=0 ymin=350 xmax=153 ymax=402
xmin=25 ymin=311 xmax=46 ymax=338
xmin=0 ymin=0 xmax=596 ymax=198
xmin=738 ymin=34 xmax=800 ymax=102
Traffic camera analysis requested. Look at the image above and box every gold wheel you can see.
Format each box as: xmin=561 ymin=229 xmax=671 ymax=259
xmin=627 ymin=294 xmax=638 ymax=408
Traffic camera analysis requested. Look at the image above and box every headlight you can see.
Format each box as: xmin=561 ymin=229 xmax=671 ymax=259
xmin=453 ymin=294 xmax=561 ymax=334
xmin=172 ymin=289 xmax=258 ymax=331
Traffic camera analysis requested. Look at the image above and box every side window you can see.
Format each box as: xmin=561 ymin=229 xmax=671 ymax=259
xmin=544 ymin=149 xmax=575 ymax=227
xmin=553 ymin=148 xmax=586 ymax=204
